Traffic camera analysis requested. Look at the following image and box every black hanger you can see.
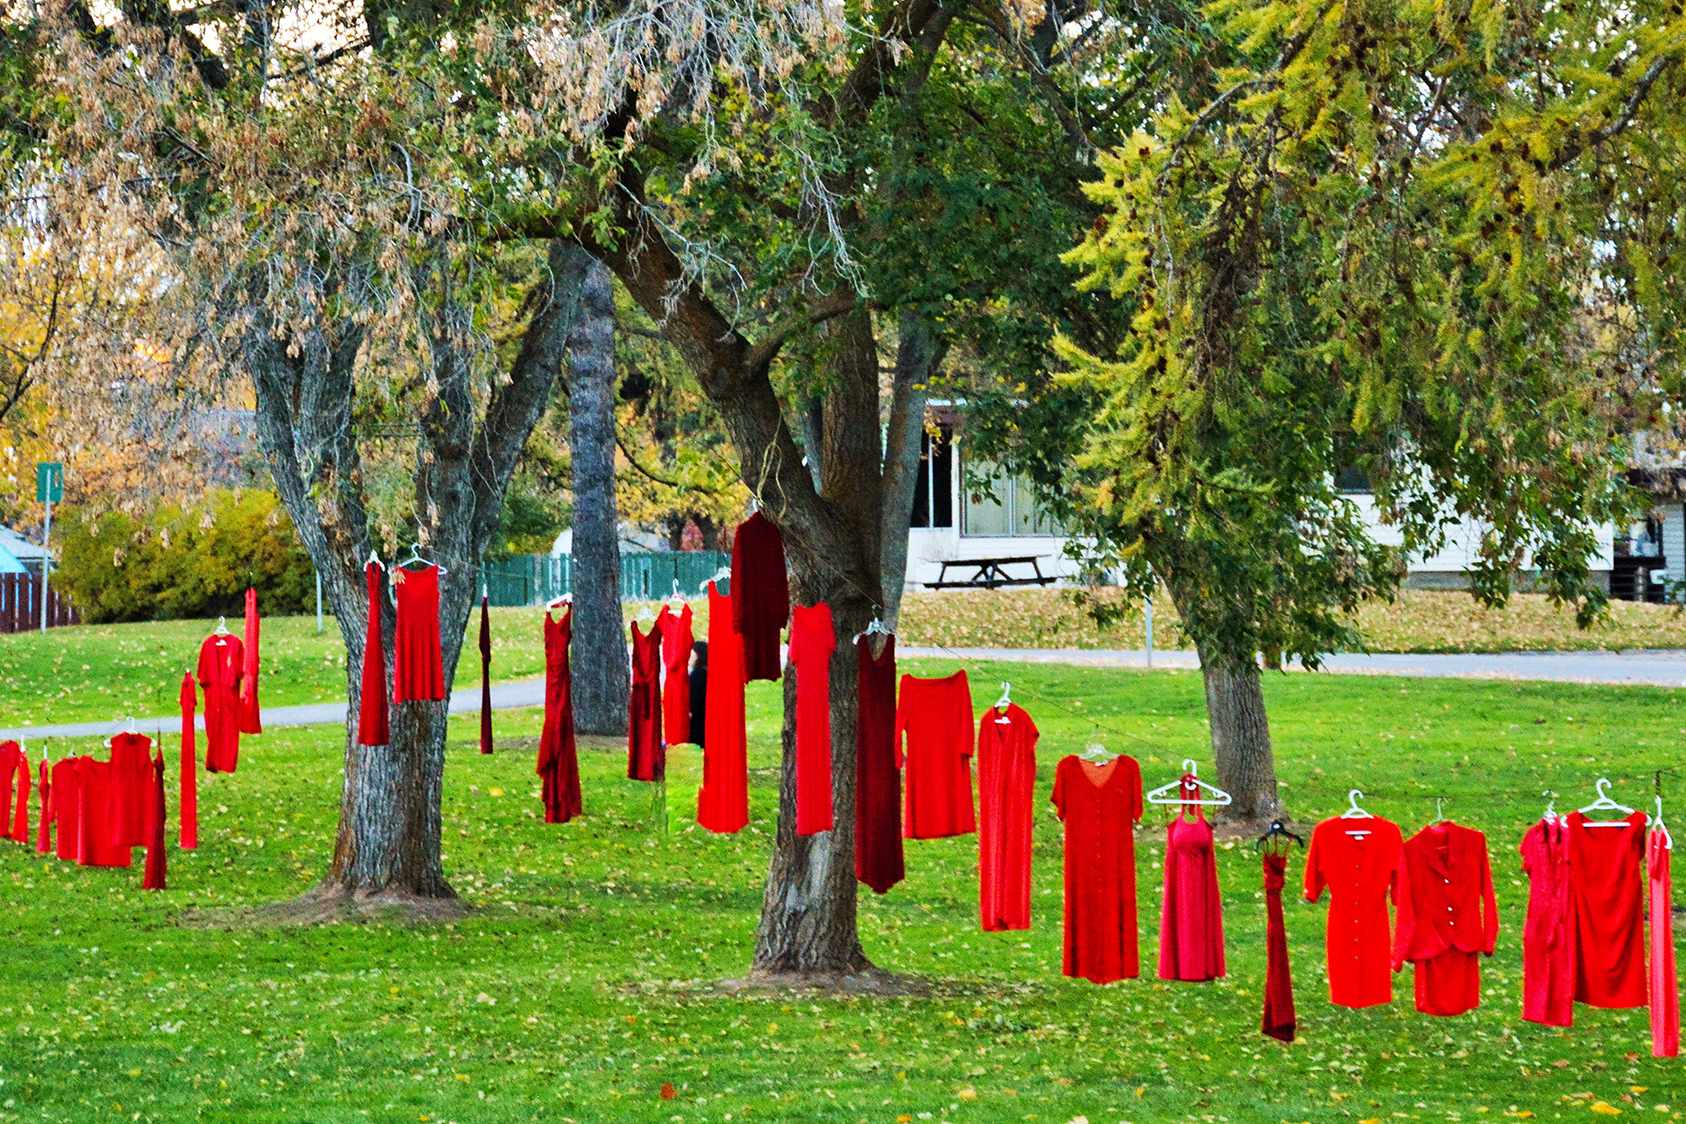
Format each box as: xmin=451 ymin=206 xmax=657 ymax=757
xmin=1255 ymin=819 xmax=1305 ymax=851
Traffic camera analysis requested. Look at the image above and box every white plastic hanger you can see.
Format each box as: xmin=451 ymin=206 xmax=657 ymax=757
xmin=668 ymin=579 xmax=686 ymax=608
xmin=546 ymin=593 xmax=572 ymax=610
xmin=1578 ymin=777 xmax=1637 ymax=827
xmin=365 ymin=550 xmax=384 ymax=570
xmin=1429 ymin=797 xmax=1448 ymax=826
xmin=1146 ymin=759 xmax=1234 ymax=807
xmin=1077 ymin=726 xmax=1116 ymax=763
xmin=1340 ymin=789 xmax=1374 ymax=837
xmin=1656 ymin=796 xmax=1673 ymax=851
xmin=398 ymin=543 xmax=448 ymax=574
xmin=635 ymin=604 xmax=656 ymax=624
xmin=854 ymin=606 xmax=894 ymax=643
xmin=104 ymin=716 xmax=141 ymax=747
xmin=214 ymin=616 xmax=229 ymax=644
xmin=993 ymin=682 xmax=1013 ymax=722
xmin=1543 ymin=790 xmax=1559 ymax=824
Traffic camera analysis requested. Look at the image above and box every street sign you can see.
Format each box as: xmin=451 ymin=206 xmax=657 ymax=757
xmin=35 ymin=462 xmax=63 ymax=504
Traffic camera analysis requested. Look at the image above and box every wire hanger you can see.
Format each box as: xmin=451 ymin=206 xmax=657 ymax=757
xmin=1146 ymin=759 xmax=1234 ymax=807
xmin=1579 ymin=777 xmax=1637 ymax=827
xmin=993 ymin=681 xmax=1013 ymax=722
xmin=1256 ymin=819 xmax=1305 ymax=852
xmin=1340 ymin=789 xmax=1374 ymax=837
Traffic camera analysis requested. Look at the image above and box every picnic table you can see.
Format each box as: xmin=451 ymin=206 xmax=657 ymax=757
xmin=924 ymin=555 xmax=1055 ymax=590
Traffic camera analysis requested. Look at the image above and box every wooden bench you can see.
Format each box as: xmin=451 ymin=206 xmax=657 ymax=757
xmin=925 ymin=555 xmax=1055 ymax=590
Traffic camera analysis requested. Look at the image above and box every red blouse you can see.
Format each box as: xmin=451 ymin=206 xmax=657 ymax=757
xmin=1567 ymin=809 xmax=1649 ymax=1009
xmin=789 ymin=602 xmax=835 ymax=836
xmin=895 ymin=671 xmax=976 ymax=839
xmin=1304 ymin=816 xmax=1409 ymax=1008
xmin=1052 ymin=754 xmax=1144 ymax=984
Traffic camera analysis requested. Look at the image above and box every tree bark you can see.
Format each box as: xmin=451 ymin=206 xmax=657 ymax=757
xmin=566 ymin=255 xmax=630 ymax=736
xmin=1194 ymin=645 xmax=1284 ymax=825
xmin=878 ymin=316 xmax=943 ymax=628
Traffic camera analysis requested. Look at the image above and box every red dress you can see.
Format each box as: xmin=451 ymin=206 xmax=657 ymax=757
xmin=658 ymin=604 xmax=694 ymax=743
xmin=105 ymin=732 xmax=154 ymax=849
xmin=895 ymin=671 xmax=976 ymax=839
xmin=730 ymin=512 xmax=788 ymax=682
xmin=1392 ymin=822 xmax=1498 ymax=1016
xmin=698 ymin=582 xmax=748 ymax=832
xmin=74 ymin=757 xmax=131 ymax=868
xmin=1567 ymin=809 xmax=1649 ymax=1008
xmin=1261 ymin=851 xmax=1298 ymax=1041
xmin=50 ymin=757 xmax=79 ymax=861
xmin=197 ymin=633 xmax=245 ymax=773
xmin=1520 ymin=818 xmax=1574 ymax=1025
xmin=627 ymin=621 xmax=665 ymax=781
xmin=35 ymin=757 xmax=51 ymax=854
xmin=358 ymin=562 xmax=390 ymax=746
xmin=178 ymin=672 xmax=199 ymax=850
xmin=790 ymin=602 xmax=835 ymax=836
xmin=392 ymin=564 xmax=445 ymax=702
xmin=1052 ymin=754 xmax=1144 ymax=983
xmin=238 ymin=587 xmax=262 ymax=734
xmin=478 ymin=595 xmax=493 ymax=754
xmin=977 ymin=703 xmax=1038 ymax=931
xmin=855 ymin=636 xmax=904 ymax=894
xmin=142 ymin=751 xmax=167 ymax=891
xmin=1158 ymin=805 xmax=1226 ymax=981
xmin=537 ymin=608 xmax=583 ymax=824
xmin=0 ymin=740 xmax=27 ymax=844
xmin=1304 ymin=816 xmax=1408 ymax=1008
xmin=1650 ymin=828 xmax=1679 ymax=1057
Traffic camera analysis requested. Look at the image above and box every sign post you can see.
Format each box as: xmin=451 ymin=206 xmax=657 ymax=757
xmin=35 ymin=462 xmax=63 ymax=634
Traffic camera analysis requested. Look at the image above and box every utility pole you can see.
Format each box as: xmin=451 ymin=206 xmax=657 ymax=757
xmin=36 ymin=462 xmax=62 ymax=634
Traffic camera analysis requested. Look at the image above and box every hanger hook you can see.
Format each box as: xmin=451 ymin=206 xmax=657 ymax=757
xmin=1182 ymin=758 xmax=1198 ymax=776
xmin=1348 ymin=789 xmax=1364 ymax=810
xmin=1596 ymin=777 xmax=1614 ymax=800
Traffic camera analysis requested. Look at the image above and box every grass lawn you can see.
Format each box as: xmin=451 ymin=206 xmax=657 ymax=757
xmin=1 ymin=652 xmax=1683 ymax=1123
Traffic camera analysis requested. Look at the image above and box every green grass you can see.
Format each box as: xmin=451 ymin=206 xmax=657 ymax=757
xmin=0 ymin=655 xmax=1683 ymax=1123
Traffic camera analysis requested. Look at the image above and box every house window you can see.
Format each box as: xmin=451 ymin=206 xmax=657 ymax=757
xmin=1334 ymin=466 xmax=1372 ymax=494
xmin=910 ymin=424 xmax=954 ymax=529
xmin=962 ymin=461 xmax=1061 ymax=537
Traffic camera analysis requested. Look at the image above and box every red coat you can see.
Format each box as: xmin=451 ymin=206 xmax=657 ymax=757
xmin=977 ymin=704 xmax=1038 ymax=931
xmin=730 ymin=512 xmax=788 ymax=682
xmin=1567 ymin=810 xmax=1649 ymax=1008
xmin=1304 ymin=816 xmax=1408 ymax=1008
xmin=790 ymin=603 xmax=835 ymax=836
xmin=1393 ymin=822 xmax=1498 ymax=1016
xmin=895 ymin=671 xmax=976 ymax=839
xmin=1052 ymin=754 xmax=1143 ymax=984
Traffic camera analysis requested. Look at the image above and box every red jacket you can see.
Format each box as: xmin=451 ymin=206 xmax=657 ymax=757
xmin=1392 ymin=822 xmax=1499 ymax=970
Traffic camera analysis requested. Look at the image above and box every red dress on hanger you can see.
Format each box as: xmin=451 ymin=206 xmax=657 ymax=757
xmin=49 ymin=757 xmax=79 ymax=861
xmin=105 ymin=732 xmax=154 ymax=849
xmin=74 ymin=757 xmax=131 ymax=868
xmin=0 ymin=740 xmax=27 ymax=843
xmin=1052 ymin=754 xmax=1144 ymax=983
xmin=197 ymin=633 xmax=245 ymax=773
xmin=1567 ymin=809 xmax=1649 ymax=1008
xmin=1304 ymin=816 xmax=1409 ymax=1008
xmin=855 ymin=635 xmax=904 ymax=894
xmin=790 ymin=602 xmax=835 ymax=836
xmin=359 ymin=561 xmax=390 ymax=746
xmin=1158 ymin=804 xmax=1226 ymax=982
xmin=7 ymin=743 xmax=28 ymax=844
xmin=142 ymin=751 xmax=167 ymax=891
xmin=627 ymin=620 xmax=665 ymax=782
xmin=1520 ymin=817 xmax=1575 ymax=1025
xmin=393 ymin=563 xmax=445 ymax=702
xmin=35 ymin=757 xmax=51 ymax=854
xmin=730 ymin=512 xmax=789 ymax=682
xmin=1650 ymin=827 xmax=1680 ymax=1057
xmin=238 ymin=587 xmax=262 ymax=734
xmin=895 ymin=670 xmax=976 ymax=839
xmin=699 ymin=582 xmax=748 ymax=832
xmin=1261 ymin=850 xmax=1298 ymax=1041
xmin=537 ymin=608 xmax=583 ymax=824
xmin=179 ymin=672 xmax=199 ymax=850
xmin=977 ymin=703 xmax=1038 ymax=931
xmin=1392 ymin=822 xmax=1498 ymax=1016
xmin=478 ymin=594 xmax=493 ymax=754
xmin=658 ymin=604 xmax=694 ymax=743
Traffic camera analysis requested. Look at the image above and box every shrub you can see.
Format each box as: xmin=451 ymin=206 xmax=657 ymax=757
xmin=56 ymin=489 xmax=316 ymax=623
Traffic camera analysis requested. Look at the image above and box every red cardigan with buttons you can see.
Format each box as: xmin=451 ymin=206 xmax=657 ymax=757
xmin=1392 ymin=822 xmax=1499 ymax=970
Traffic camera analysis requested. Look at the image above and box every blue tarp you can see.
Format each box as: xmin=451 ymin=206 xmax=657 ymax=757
xmin=0 ymin=544 xmax=25 ymax=574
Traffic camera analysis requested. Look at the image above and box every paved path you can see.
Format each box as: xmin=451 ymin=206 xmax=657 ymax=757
xmin=8 ymin=647 xmax=1686 ymax=742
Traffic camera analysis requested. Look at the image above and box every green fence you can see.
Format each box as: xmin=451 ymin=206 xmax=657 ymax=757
xmin=478 ymin=551 xmax=731 ymax=607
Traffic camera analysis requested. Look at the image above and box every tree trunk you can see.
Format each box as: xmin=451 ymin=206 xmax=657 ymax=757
xmin=878 ymin=316 xmax=943 ymax=628
xmin=1195 ymin=641 xmax=1284 ymax=826
xmin=566 ymin=256 xmax=630 ymax=736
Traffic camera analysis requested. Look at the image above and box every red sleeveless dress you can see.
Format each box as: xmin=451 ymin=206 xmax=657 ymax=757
xmin=627 ymin=621 xmax=665 ymax=781
xmin=392 ymin=564 xmax=445 ymax=702
xmin=538 ymin=608 xmax=583 ymax=822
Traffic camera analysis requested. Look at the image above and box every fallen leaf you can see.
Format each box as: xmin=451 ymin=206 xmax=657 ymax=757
xmin=660 ymin=1083 xmax=676 ymax=1101
xmin=1590 ymin=1102 xmax=1622 ymax=1116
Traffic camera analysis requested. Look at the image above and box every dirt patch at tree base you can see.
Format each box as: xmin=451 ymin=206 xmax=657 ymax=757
xmin=717 ymin=966 xmax=932 ymax=998
xmin=178 ymin=884 xmax=472 ymax=929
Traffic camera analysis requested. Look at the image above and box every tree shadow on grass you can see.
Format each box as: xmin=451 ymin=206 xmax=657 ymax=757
xmin=176 ymin=883 xmax=472 ymax=928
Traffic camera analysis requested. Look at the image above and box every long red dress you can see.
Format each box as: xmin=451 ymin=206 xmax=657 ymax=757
xmin=627 ymin=621 xmax=665 ymax=782
xmin=658 ymin=604 xmax=694 ymax=743
xmin=1052 ymin=754 xmax=1144 ymax=984
xmin=1651 ymin=828 xmax=1679 ymax=1057
xmin=1393 ymin=822 xmax=1498 ymax=1016
xmin=392 ymin=563 xmax=445 ymax=702
xmin=698 ymin=581 xmax=748 ymax=833
xmin=0 ymin=740 xmax=26 ymax=843
xmin=855 ymin=635 xmax=904 ymax=894
xmin=790 ymin=602 xmax=835 ymax=836
xmin=895 ymin=671 xmax=976 ymax=839
xmin=1261 ymin=850 xmax=1298 ymax=1041
xmin=359 ymin=562 xmax=390 ymax=746
xmin=478 ymin=594 xmax=493 ymax=754
xmin=178 ymin=673 xmax=199 ymax=850
xmin=730 ymin=512 xmax=789 ymax=682
xmin=1158 ymin=804 xmax=1226 ymax=982
xmin=105 ymin=732 xmax=154 ymax=848
xmin=977 ymin=703 xmax=1038 ymax=931
xmin=35 ymin=757 xmax=51 ymax=854
xmin=1520 ymin=818 xmax=1574 ymax=1026
xmin=238 ymin=587 xmax=262 ymax=734
xmin=142 ymin=752 xmax=167 ymax=891
xmin=537 ymin=608 xmax=583 ymax=824
xmin=74 ymin=757 xmax=131 ymax=868
xmin=1567 ymin=809 xmax=1649 ymax=1008
xmin=50 ymin=757 xmax=80 ymax=861
xmin=197 ymin=633 xmax=245 ymax=773
xmin=1304 ymin=816 xmax=1408 ymax=1008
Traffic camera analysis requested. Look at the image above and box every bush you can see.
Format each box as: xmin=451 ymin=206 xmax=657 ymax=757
xmin=56 ymin=489 xmax=316 ymax=623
